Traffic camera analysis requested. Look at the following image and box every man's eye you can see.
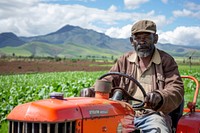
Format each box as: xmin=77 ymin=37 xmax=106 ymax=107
xmin=134 ymin=37 xmax=141 ymax=40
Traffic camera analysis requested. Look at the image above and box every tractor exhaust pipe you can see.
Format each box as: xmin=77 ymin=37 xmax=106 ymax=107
xmin=94 ymin=80 xmax=112 ymax=99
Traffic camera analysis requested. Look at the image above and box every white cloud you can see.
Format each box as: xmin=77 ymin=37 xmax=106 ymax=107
xmin=0 ymin=0 xmax=39 ymax=6
xmin=105 ymin=11 xmax=171 ymax=39
xmin=124 ymin=0 xmax=149 ymax=9
xmin=185 ymin=2 xmax=200 ymax=11
xmin=173 ymin=9 xmax=200 ymax=19
xmin=161 ymin=0 xmax=168 ymax=4
xmin=0 ymin=2 xmax=130 ymax=36
xmin=41 ymin=0 xmax=96 ymax=2
xmin=1 ymin=1 xmax=168 ymax=37
xmin=108 ymin=5 xmax=117 ymax=12
xmin=105 ymin=24 xmax=132 ymax=38
xmin=173 ymin=2 xmax=200 ymax=19
xmin=159 ymin=26 xmax=200 ymax=46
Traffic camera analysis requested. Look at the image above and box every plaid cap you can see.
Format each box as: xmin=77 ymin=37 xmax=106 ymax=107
xmin=131 ymin=20 xmax=157 ymax=35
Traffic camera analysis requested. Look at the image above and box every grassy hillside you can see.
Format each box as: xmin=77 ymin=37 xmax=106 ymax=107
xmin=1 ymin=41 xmax=200 ymax=59
xmin=0 ymin=41 xmax=122 ymax=58
xmin=0 ymin=46 xmax=32 ymax=56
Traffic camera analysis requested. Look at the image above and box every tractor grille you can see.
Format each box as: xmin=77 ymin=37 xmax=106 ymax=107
xmin=8 ymin=121 xmax=76 ymax=133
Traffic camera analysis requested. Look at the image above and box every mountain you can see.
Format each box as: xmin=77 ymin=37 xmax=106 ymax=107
xmin=0 ymin=32 xmax=25 ymax=48
xmin=156 ymin=43 xmax=200 ymax=57
xmin=0 ymin=25 xmax=200 ymax=58
xmin=20 ymin=25 xmax=132 ymax=53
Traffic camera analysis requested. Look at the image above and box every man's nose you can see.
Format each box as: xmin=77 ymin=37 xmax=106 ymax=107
xmin=138 ymin=41 xmax=145 ymax=45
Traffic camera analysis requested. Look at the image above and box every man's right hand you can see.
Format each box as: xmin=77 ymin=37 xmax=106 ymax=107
xmin=80 ymin=88 xmax=95 ymax=97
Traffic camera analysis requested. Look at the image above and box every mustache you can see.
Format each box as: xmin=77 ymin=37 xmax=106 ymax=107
xmin=135 ymin=44 xmax=150 ymax=50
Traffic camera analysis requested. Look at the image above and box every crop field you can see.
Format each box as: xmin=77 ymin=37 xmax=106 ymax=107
xmin=0 ymin=62 xmax=199 ymax=132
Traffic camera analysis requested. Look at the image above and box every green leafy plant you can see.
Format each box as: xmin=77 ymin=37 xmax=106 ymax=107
xmin=0 ymin=68 xmax=200 ymax=130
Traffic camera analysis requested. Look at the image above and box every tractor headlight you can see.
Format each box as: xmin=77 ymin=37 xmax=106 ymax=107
xmin=117 ymin=123 xmax=123 ymax=133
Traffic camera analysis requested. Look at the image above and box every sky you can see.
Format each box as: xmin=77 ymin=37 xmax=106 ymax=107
xmin=0 ymin=0 xmax=200 ymax=46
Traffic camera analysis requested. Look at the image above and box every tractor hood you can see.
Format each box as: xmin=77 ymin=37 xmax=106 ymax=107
xmin=7 ymin=97 xmax=133 ymax=122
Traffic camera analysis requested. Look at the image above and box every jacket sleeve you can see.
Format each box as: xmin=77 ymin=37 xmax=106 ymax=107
xmin=155 ymin=53 xmax=184 ymax=114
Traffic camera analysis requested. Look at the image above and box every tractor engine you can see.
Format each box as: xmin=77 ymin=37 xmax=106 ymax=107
xmin=7 ymin=80 xmax=135 ymax=133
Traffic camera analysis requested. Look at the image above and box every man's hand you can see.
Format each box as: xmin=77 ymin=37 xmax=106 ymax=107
xmin=80 ymin=88 xmax=95 ymax=97
xmin=144 ymin=92 xmax=163 ymax=110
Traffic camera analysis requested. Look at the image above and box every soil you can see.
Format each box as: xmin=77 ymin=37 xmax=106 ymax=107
xmin=0 ymin=59 xmax=112 ymax=75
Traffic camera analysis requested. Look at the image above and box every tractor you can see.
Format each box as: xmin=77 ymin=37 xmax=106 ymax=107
xmin=7 ymin=72 xmax=200 ymax=133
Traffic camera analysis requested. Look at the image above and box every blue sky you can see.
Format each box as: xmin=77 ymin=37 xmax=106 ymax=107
xmin=0 ymin=0 xmax=200 ymax=46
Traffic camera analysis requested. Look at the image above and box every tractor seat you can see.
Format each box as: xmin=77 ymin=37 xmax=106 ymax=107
xmin=169 ymin=101 xmax=184 ymax=133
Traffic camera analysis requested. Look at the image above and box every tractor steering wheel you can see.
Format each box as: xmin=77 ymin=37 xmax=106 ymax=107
xmin=98 ymin=72 xmax=147 ymax=108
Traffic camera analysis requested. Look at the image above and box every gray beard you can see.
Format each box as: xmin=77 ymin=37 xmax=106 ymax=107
xmin=135 ymin=44 xmax=155 ymax=58
xmin=137 ymin=51 xmax=152 ymax=57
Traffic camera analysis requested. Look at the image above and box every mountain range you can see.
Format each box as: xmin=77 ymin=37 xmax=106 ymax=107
xmin=0 ymin=25 xmax=199 ymax=58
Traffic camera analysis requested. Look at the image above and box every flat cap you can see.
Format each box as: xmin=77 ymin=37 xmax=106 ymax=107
xmin=131 ymin=20 xmax=157 ymax=35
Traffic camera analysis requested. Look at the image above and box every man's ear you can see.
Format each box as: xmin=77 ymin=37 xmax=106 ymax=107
xmin=154 ymin=34 xmax=158 ymax=44
xmin=130 ymin=37 xmax=133 ymax=43
xmin=130 ymin=37 xmax=134 ymax=46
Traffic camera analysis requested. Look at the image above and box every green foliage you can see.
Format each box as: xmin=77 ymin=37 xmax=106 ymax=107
xmin=0 ymin=71 xmax=106 ymax=124
xmin=0 ymin=121 xmax=7 ymax=133
xmin=179 ymin=68 xmax=200 ymax=108
xmin=0 ymin=67 xmax=200 ymax=130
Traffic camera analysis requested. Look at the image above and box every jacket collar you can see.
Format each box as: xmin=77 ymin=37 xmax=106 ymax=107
xmin=127 ymin=48 xmax=161 ymax=65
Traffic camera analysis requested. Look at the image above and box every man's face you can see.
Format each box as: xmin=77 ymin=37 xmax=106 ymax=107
xmin=131 ymin=32 xmax=156 ymax=58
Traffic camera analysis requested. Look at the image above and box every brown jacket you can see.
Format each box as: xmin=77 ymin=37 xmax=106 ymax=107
xmin=104 ymin=49 xmax=184 ymax=115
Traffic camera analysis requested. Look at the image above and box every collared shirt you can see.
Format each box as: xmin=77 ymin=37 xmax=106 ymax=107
xmin=127 ymin=49 xmax=161 ymax=101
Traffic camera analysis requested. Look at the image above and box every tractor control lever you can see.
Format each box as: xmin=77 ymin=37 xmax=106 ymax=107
xmin=111 ymin=87 xmax=145 ymax=108
xmin=112 ymin=89 xmax=123 ymax=101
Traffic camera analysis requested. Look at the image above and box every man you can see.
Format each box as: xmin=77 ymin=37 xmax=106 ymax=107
xmin=81 ymin=20 xmax=184 ymax=132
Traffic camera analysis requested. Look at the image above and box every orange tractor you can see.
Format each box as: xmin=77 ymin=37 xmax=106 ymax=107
xmin=7 ymin=72 xmax=200 ymax=133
